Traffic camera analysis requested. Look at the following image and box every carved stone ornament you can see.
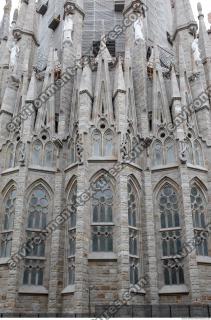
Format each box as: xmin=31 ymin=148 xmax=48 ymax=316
xmin=13 ymin=30 xmax=22 ymax=41
xmin=188 ymin=72 xmax=200 ymax=83
xmin=64 ymin=1 xmax=75 ymax=16
xmin=179 ymin=140 xmax=187 ymax=164
xmin=19 ymin=142 xmax=26 ymax=166
xmin=76 ymin=134 xmax=84 ymax=163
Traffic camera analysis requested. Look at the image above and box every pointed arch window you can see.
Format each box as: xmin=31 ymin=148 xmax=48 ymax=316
xmin=92 ymin=127 xmax=114 ymax=157
xmin=92 ymin=177 xmax=114 ymax=252
xmin=67 ymin=182 xmax=77 ymax=285
xmin=193 ymin=141 xmax=203 ymax=167
xmin=6 ymin=143 xmax=15 ymax=169
xmin=23 ymin=187 xmax=49 ymax=286
xmin=32 ymin=140 xmax=42 ymax=166
xmin=128 ymin=181 xmax=140 ymax=285
xmin=165 ymin=138 xmax=176 ymax=164
xmin=158 ymin=184 xmax=184 ymax=285
xmin=104 ymin=129 xmax=113 ymax=156
xmin=187 ymin=140 xmax=194 ymax=164
xmin=92 ymin=129 xmax=102 ymax=157
xmin=31 ymin=138 xmax=56 ymax=168
xmin=190 ymin=185 xmax=208 ymax=256
xmin=0 ymin=189 xmax=16 ymax=258
xmin=153 ymin=141 xmax=163 ymax=166
xmin=14 ymin=142 xmax=23 ymax=167
xmin=44 ymin=142 xmax=55 ymax=167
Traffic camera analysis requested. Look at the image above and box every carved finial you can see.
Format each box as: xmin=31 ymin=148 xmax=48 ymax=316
xmin=197 ymin=2 xmax=202 ymax=15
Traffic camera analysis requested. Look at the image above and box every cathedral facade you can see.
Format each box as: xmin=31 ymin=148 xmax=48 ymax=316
xmin=0 ymin=0 xmax=211 ymax=315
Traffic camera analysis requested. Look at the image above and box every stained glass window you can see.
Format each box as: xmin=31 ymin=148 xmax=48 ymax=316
xmin=23 ymin=187 xmax=49 ymax=286
xmin=158 ymin=184 xmax=184 ymax=285
xmin=165 ymin=139 xmax=175 ymax=164
xmin=92 ymin=178 xmax=113 ymax=252
xmin=190 ymin=186 xmax=208 ymax=256
xmin=44 ymin=142 xmax=55 ymax=167
xmin=153 ymin=141 xmax=163 ymax=166
xmin=104 ymin=129 xmax=113 ymax=156
xmin=92 ymin=129 xmax=102 ymax=156
xmin=0 ymin=189 xmax=16 ymax=258
xmin=128 ymin=181 xmax=139 ymax=285
xmin=67 ymin=183 xmax=77 ymax=285
xmin=194 ymin=141 xmax=203 ymax=166
xmin=6 ymin=144 xmax=14 ymax=169
xmin=32 ymin=140 xmax=42 ymax=166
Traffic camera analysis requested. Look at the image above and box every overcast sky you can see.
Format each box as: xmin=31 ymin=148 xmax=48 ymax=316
xmin=0 ymin=0 xmax=210 ymax=30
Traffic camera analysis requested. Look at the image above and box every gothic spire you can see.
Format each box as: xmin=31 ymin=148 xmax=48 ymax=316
xmin=79 ymin=63 xmax=93 ymax=133
xmin=197 ymin=3 xmax=211 ymax=61
xmin=173 ymin=0 xmax=197 ymax=37
xmin=92 ymin=38 xmax=114 ymax=124
xmin=14 ymin=0 xmax=38 ymax=44
xmin=0 ymin=0 xmax=12 ymax=41
xmin=113 ymin=56 xmax=127 ymax=134
xmin=171 ymin=65 xmax=181 ymax=100
xmin=113 ymin=56 xmax=126 ymax=97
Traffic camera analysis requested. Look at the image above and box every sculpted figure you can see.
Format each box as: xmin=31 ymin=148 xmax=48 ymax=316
xmin=134 ymin=16 xmax=145 ymax=44
xmin=63 ymin=14 xmax=74 ymax=43
xmin=9 ymin=40 xmax=19 ymax=70
xmin=192 ymin=39 xmax=201 ymax=65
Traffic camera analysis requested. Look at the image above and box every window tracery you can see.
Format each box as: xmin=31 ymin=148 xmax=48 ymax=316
xmin=67 ymin=183 xmax=77 ymax=285
xmin=190 ymin=185 xmax=208 ymax=256
xmin=152 ymin=135 xmax=176 ymax=167
xmin=23 ymin=187 xmax=49 ymax=286
xmin=158 ymin=184 xmax=184 ymax=285
xmin=91 ymin=123 xmax=114 ymax=157
xmin=128 ymin=181 xmax=140 ymax=285
xmin=31 ymin=137 xmax=56 ymax=167
xmin=0 ymin=189 xmax=16 ymax=258
xmin=91 ymin=177 xmax=114 ymax=252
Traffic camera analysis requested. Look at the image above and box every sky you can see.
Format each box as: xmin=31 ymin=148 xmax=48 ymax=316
xmin=0 ymin=0 xmax=210 ymax=29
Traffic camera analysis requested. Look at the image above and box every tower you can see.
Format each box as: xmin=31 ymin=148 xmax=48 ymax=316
xmin=0 ymin=0 xmax=211 ymax=316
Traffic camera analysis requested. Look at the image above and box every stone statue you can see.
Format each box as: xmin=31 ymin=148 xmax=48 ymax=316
xmin=63 ymin=14 xmax=74 ymax=43
xmin=192 ymin=39 xmax=201 ymax=66
xmin=9 ymin=40 xmax=20 ymax=70
xmin=18 ymin=143 xmax=26 ymax=166
xmin=134 ymin=16 xmax=145 ymax=44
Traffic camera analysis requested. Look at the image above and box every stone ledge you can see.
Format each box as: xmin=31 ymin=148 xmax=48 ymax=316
xmin=61 ymin=285 xmax=75 ymax=294
xmin=196 ymin=256 xmax=211 ymax=264
xmin=130 ymin=286 xmax=146 ymax=295
xmin=19 ymin=285 xmax=48 ymax=295
xmin=1 ymin=167 xmax=19 ymax=175
xmin=88 ymin=252 xmax=117 ymax=261
xmin=187 ymin=164 xmax=208 ymax=172
xmin=88 ymin=157 xmax=117 ymax=163
xmin=0 ymin=257 xmax=9 ymax=265
xmin=28 ymin=166 xmax=57 ymax=173
xmin=151 ymin=164 xmax=179 ymax=172
xmin=159 ymin=285 xmax=189 ymax=295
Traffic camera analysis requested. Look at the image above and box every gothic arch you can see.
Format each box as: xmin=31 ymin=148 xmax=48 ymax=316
xmin=89 ymin=169 xmax=116 ymax=190
xmin=154 ymin=177 xmax=180 ymax=198
xmin=1 ymin=180 xmax=17 ymax=196
xmin=190 ymin=177 xmax=208 ymax=196
xmin=65 ymin=175 xmax=78 ymax=198
xmin=127 ymin=174 xmax=142 ymax=199
xmin=25 ymin=178 xmax=53 ymax=200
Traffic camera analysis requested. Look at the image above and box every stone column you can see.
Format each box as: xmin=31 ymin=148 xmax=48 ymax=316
xmin=143 ymin=170 xmax=159 ymax=304
xmin=6 ymin=166 xmax=28 ymax=312
xmin=116 ymin=172 xmax=130 ymax=297
xmin=47 ymin=171 xmax=65 ymax=313
xmin=179 ymin=165 xmax=201 ymax=302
